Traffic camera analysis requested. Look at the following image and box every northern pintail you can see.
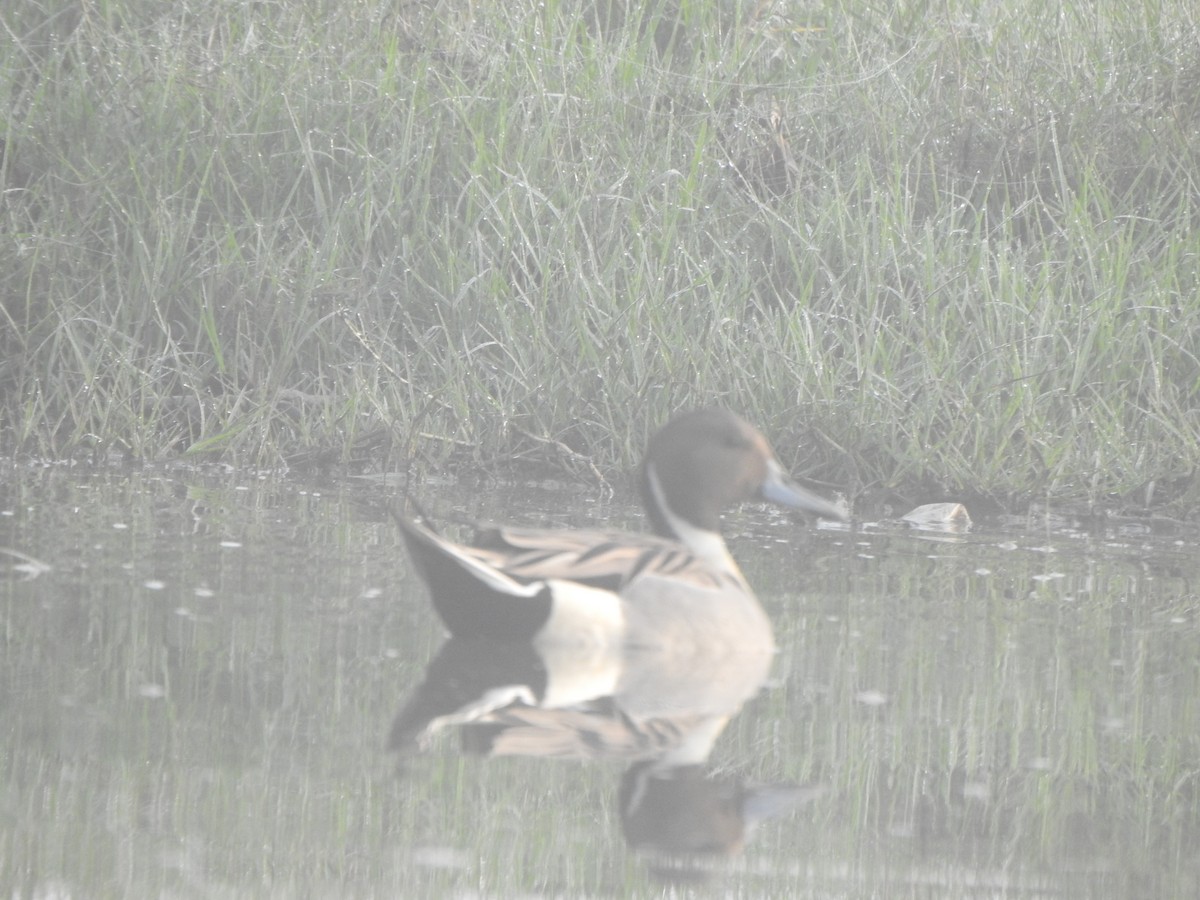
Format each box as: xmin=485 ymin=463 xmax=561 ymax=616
xmin=397 ymin=408 xmax=847 ymax=650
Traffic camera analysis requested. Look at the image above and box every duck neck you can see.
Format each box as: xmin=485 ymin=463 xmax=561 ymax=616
xmin=641 ymin=463 xmax=744 ymax=579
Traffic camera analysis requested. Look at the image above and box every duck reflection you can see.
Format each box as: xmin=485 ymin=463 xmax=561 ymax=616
xmin=389 ymin=636 xmax=822 ymax=874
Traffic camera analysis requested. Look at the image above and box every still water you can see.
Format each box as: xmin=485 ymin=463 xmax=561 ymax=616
xmin=1 ymin=467 xmax=1197 ymax=898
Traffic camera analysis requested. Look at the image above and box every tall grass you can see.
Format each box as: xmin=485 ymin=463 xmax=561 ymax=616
xmin=2 ymin=0 xmax=1199 ymax=513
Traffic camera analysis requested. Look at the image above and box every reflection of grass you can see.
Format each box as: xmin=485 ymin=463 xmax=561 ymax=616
xmin=745 ymin=535 xmax=1200 ymax=896
xmin=3 ymin=1 xmax=1199 ymax=511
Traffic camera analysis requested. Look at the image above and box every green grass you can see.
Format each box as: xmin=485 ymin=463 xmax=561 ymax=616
xmin=3 ymin=0 xmax=1199 ymax=513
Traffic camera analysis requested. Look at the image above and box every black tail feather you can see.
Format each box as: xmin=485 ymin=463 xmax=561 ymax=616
xmin=396 ymin=512 xmax=554 ymax=640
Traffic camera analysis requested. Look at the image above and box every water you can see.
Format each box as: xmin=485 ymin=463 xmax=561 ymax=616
xmin=1 ymin=467 xmax=1197 ymax=898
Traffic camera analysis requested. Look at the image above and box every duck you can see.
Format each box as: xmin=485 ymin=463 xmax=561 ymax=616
xmin=396 ymin=408 xmax=848 ymax=653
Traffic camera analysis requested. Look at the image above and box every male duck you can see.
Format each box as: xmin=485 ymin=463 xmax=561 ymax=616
xmin=398 ymin=408 xmax=847 ymax=649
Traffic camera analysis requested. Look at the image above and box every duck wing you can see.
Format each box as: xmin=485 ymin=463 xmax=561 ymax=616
xmin=466 ymin=524 xmax=728 ymax=592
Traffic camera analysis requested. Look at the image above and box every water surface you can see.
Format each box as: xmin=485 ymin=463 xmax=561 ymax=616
xmin=1 ymin=468 xmax=1197 ymax=898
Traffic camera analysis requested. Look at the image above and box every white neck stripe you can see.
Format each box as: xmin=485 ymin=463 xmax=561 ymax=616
xmin=645 ymin=464 xmax=742 ymax=578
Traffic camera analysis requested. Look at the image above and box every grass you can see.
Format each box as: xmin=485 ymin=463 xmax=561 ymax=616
xmin=2 ymin=0 xmax=1199 ymax=514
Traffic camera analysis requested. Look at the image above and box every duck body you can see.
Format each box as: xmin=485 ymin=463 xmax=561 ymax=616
xmin=397 ymin=408 xmax=847 ymax=654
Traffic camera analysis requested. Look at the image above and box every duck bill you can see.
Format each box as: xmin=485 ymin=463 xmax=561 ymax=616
xmin=760 ymin=459 xmax=848 ymax=521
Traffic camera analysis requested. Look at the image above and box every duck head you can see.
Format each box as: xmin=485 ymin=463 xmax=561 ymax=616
xmin=638 ymin=408 xmax=847 ymax=543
